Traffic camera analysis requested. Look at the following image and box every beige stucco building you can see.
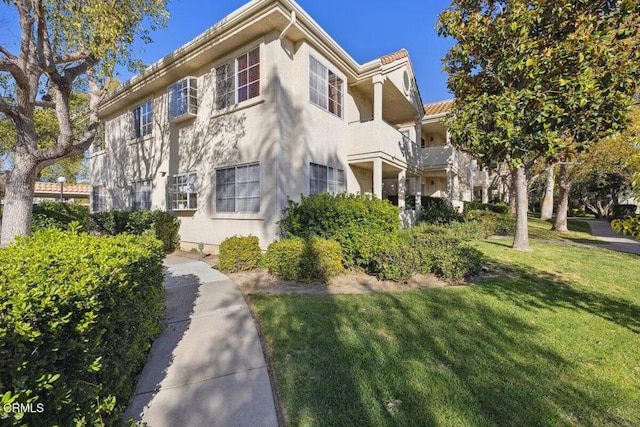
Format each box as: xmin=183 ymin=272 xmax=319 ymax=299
xmin=91 ymin=0 xmax=490 ymax=249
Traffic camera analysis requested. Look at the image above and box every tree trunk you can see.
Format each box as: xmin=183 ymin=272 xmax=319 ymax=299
xmin=0 ymin=159 xmax=38 ymax=246
xmin=540 ymin=165 xmax=554 ymax=220
xmin=508 ymin=171 xmax=517 ymax=215
xmin=512 ymin=166 xmax=531 ymax=251
xmin=552 ymin=163 xmax=572 ymax=232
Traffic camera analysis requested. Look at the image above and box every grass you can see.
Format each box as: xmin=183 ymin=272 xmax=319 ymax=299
xmin=526 ymin=216 xmax=603 ymax=244
xmin=249 ymin=241 xmax=640 ymax=426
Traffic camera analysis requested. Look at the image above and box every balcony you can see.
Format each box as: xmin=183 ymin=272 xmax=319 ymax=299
xmin=422 ymin=145 xmax=454 ymax=171
xmin=347 ymin=119 xmax=422 ymax=170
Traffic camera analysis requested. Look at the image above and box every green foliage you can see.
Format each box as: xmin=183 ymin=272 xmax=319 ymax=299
xmin=0 ymin=229 xmax=165 ymax=426
xmin=218 ymin=236 xmax=263 ymax=273
xmin=279 ymin=194 xmax=400 ymax=268
xmin=611 ymin=215 xmax=640 ymax=239
xmin=369 ymin=241 xmax=421 ymax=282
xmin=31 ymin=201 xmax=91 ymax=232
xmin=464 ymin=201 xmax=510 ymax=215
xmin=264 ymin=237 xmax=344 ymax=283
xmin=418 ymin=196 xmax=463 ymax=225
xmin=612 ymin=204 xmax=637 ymax=220
xmin=91 ymin=210 xmax=180 ymax=252
xmin=465 ymin=210 xmax=516 ymax=237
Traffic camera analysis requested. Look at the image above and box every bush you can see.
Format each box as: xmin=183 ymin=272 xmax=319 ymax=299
xmin=463 ymin=201 xmax=510 ymax=214
xmin=0 ymin=229 xmax=165 ymax=426
xmin=218 ymin=236 xmax=262 ymax=273
xmin=611 ymin=215 xmax=640 ymax=239
xmin=465 ymin=210 xmax=515 ymax=236
xmin=612 ymin=204 xmax=638 ymax=219
xmin=419 ymin=196 xmax=462 ymax=225
xmin=369 ymin=241 xmax=420 ymax=281
xmin=91 ymin=210 xmax=180 ymax=252
xmin=405 ymin=225 xmax=483 ymax=281
xmin=279 ymin=193 xmax=399 ymax=268
xmin=264 ymin=237 xmax=344 ymax=283
xmin=32 ymin=201 xmax=91 ymax=232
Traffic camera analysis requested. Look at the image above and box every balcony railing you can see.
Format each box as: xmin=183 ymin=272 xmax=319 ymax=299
xmin=422 ymin=145 xmax=454 ymax=170
xmin=348 ymin=119 xmax=422 ymax=168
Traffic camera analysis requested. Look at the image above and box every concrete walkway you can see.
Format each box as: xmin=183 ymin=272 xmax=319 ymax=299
xmin=584 ymin=219 xmax=640 ymax=255
xmin=123 ymin=255 xmax=279 ymax=426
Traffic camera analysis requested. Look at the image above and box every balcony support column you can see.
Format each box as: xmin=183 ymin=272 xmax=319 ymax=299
xmin=415 ymin=177 xmax=422 ymax=211
xmin=373 ymin=158 xmax=383 ymax=200
xmin=446 ymin=167 xmax=453 ymax=201
xmin=398 ymin=169 xmax=406 ymax=210
xmin=373 ymin=75 xmax=384 ymax=121
xmin=482 ymin=184 xmax=489 ymax=204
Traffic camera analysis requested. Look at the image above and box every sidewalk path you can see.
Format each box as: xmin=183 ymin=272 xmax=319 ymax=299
xmin=123 ymin=255 xmax=279 ymax=426
xmin=583 ymin=219 xmax=640 ymax=255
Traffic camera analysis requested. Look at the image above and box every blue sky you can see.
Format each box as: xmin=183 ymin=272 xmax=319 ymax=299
xmin=0 ymin=0 xmax=456 ymax=102
xmin=123 ymin=0 xmax=456 ymax=103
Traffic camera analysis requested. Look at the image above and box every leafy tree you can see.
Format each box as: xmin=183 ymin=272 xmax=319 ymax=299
xmin=0 ymin=0 xmax=168 ymax=245
xmin=438 ymin=0 xmax=640 ymax=250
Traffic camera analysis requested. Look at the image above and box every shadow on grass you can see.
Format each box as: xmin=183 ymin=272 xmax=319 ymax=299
xmin=249 ymin=258 xmax=637 ymax=426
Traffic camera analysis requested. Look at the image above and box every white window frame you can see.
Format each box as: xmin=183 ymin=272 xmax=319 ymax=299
xmin=216 ymin=163 xmax=260 ymax=214
xmin=92 ymin=122 xmax=106 ymax=153
xmin=215 ymin=47 xmax=260 ymax=110
xmin=309 ymin=56 xmax=344 ymax=118
xmin=133 ymin=179 xmax=152 ymax=211
xmin=169 ymin=172 xmax=198 ymax=210
xmin=92 ymin=185 xmax=106 ymax=213
xmin=167 ymin=77 xmax=198 ymax=121
xmin=132 ymin=101 xmax=152 ymax=139
xmin=310 ymin=163 xmax=345 ymax=195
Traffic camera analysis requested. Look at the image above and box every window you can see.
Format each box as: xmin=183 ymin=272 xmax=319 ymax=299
xmin=216 ymin=163 xmax=260 ymax=213
xmin=92 ymin=185 xmax=106 ymax=212
xmin=92 ymin=122 xmax=106 ymax=153
xmin=310 ymin=163 xmax=345 ymax=195
xmin=169 ymin=172 xmax=198 ymax=210
xmin=134 ymin=179 xmax=152 ymax=210
xmin=309 ymin=56 xmax=343 ymax=118
xmin=132 ymin=101 xmax=152 ymax=139
xmin=216 ymin=47 xmax=260 ymax=109
xmin=168 ymin=78 xmax=198 ymax=121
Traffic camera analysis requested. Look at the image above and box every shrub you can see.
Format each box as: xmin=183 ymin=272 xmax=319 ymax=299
xmin=406 ymin=225 xmax=483 ymax=281
xmin=611 ymin=215 xmax=640 ymax=239
xmin=90 ymin=210 xmax=180 ymax=252
xmin=419 ymin=196 xmax=463 ymax=225
xmin=463 ymin=200 xmax=510 ymax=214
xmin=264 ymin=238 xmax=305 ymax=282
xmin=264 ymin=237 xmax=344 ymax=283
xmin=279 ymin=193 xmax=399 ymax=268
xmin=369 ymin=241 xmax=420 ymax=281
xmin=612 ymin=204 xmax=638 ymax=219
xmin=0 ymin=229 xmax=165 ymax=426
xmin=32 ymin=201 xmax=91 ymax=232
xmin=465 ymin=210 xmax=515 ymax=237
xmin=218 ymin=236 xmax=263 ymax=273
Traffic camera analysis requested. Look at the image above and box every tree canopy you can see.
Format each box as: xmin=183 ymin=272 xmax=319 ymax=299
xmin=0 ymin=0 xmax=168 ymax=244
xmin=438 ymin=0 xmax=640 ymax=248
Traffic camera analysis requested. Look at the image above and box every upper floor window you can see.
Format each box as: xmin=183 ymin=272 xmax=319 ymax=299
xmin=133 ymin=179 xmax=152 ymax=210
xmin=168 ymin=78 xmax=198 ymax=121
xmin=216 ymin=47 xmax=260 ymax=110
xmin=310 ymin=163 xmax=345 ymax=195
xmin=216 ymin=163 xmax=260 ymax=213
xmin=132 ymin=101 xmax=152 ymax=139
xmin=309 ymin=56 xmax=343 ymax=118
xmin=92 ymin=122 xmax=106 ymax=153
xmin=169 ymin=172 xmax=198 ymax=210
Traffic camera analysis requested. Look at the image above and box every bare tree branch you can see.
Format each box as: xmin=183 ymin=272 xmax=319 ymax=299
xmin=0 ymin=46 xmax=15 ymax=59
xmin=54 ymin=50 xmax=92 ymax=65
xmin=0 ymin=97 xmax=18 ymax=118
xmin=34 ymin=100 xmax=56 ymax=109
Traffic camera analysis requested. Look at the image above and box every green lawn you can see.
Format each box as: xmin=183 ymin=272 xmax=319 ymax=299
xmin=249 ymin=241 xmax=640 ymax=426
xmin=526 ymin=216 xmax=603 ymax=244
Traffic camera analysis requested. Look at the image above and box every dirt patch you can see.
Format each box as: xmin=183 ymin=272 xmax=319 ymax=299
xmin=169 ymin=249 xmax=218 ymax=266
xmin=228 ymin=268 xmax=450 ymax=295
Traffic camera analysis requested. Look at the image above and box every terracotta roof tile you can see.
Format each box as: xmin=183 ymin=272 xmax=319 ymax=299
xmin=34 ymin=182 xmax=90 ymax=195
xmin=423 ymin=99 xmax=455 ymax=116
xmin=380 ymin=48 xmax=409 ymax=65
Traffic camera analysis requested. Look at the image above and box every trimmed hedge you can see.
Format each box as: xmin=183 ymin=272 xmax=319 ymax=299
xmin=279 ymin=193 xmax=399 ymax=268
xmin=611 ymin=215 xmax=640 ymax=239
xmin=465 ymin=210 xmax=516 ymax=237
xmin=0 ymin=229 xmax=165 ymax=426
xmin=369 ymin=241 xmax=421 ymax=282
xmin=91 ymin=209 xmax=180 ymax=252
xmin=32 ymin=201 xmax=91 ymax=232
xmin=264 ymin=237 xmax=344 ymax=283
xmin=463 ymin=201 xmax=510 ymax=214
xmin=218 ymin=236 xmax=263 ymax=273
